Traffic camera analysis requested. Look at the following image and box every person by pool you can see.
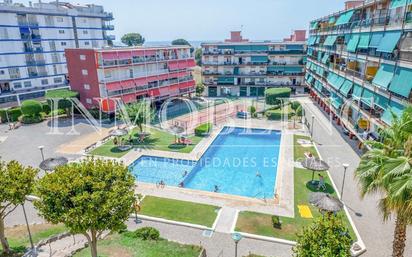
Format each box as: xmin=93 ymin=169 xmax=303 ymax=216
xmin=256 ymin=171 xmax=262 ymax=178
xmin=182 ymin=170 xmax=188 ymax=177
xmin=214 ymin=185 xmax=219 ymax=192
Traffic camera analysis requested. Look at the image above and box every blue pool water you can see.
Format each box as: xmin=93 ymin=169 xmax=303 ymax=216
xmin=129 ymin=127 xmax=281 ymax=198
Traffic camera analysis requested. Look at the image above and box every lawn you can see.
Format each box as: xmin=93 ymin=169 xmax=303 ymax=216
xmin=73 ymin=233 xmax=201 ymax=257
xmin=1 ymin=224 xmax=66 ymax=254
xmin=139 ymin=196 xmax=219 ymax=228
xmin=236 ymin=135 xmax=356 ymax=242
xmin=90 ymin=127 xmax=203 ymax=158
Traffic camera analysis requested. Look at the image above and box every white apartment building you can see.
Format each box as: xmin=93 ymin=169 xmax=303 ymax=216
xmin=0 ymin=0 xmax=114 ymax=107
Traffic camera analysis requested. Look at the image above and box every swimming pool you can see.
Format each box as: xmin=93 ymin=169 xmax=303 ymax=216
xmin=129 ymin=127 xmax=281 ymax=198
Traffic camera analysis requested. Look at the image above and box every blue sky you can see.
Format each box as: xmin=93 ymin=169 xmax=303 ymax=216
xmin=22 ymin=0 xmax=346 ymax=41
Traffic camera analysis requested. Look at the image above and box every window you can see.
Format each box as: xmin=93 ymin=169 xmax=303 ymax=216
xmin=8 ymin=68 xmax=20 ymax=79
xmin=82 ymin=69 xmax=88 ymax=75
xmin=13 ymin=82 xmax=22 ymax=89
xmin=84 ymin=41 xmax=90 ymax=46
xmin=0 ymin=70 xmax=4 ymax=75
xmin=58 ymin=30 xmax=65 ymax=34
xmin=84 ymin=84 xmax=90 ymax=90
xmin=54 ymin=77 xmax=63 ymax=83
xmin=23 ymin=81 xmax=32 ymax=88
xmin=61 ymin=42 xmax=67 ymax=46
xmin=41 ymin=79 xmax=48 ymax=85
xmin=86 ymin=98 xmax=92 ymax=104
xmin=83 ymin=30 xmax=88 ymax=35
xmin=57 ymin=17 xmax=64 ymax=22
xmin=80 ymin=55 xmax=86 ymax=61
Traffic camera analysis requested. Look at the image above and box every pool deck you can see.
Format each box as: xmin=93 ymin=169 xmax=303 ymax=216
xmin=121 ymin=118 xmax=297 ymax=217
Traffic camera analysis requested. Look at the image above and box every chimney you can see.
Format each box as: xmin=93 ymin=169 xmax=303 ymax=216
xmin=284 ymin=30 xmax=306 ymax=42
xmin=345 ymin=1 xmax=364 ymax=10
xmin=225 ymin=31 xmax=249 ymax=43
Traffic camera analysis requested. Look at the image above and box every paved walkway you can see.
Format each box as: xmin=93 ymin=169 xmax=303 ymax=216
xmin=300 ymin=97 xmax=412 ymax=257
xmin=213 ymin=207 xmax=237 ymax=233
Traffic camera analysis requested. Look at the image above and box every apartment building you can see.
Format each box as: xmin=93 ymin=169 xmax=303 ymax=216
xmin=201 ymin=31 xmax=307 ymax=97
xmin=65 ymin=46 xmax=196 ymax=110
xmin=306 ymin=0 xmax=412 ymax=139
xmin=0 ymin=0 xmax=114 ymax=107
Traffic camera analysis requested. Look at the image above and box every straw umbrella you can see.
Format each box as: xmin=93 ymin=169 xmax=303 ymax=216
xmin=39 ymin=157 xmax=68 ymax=172
xmin=309 ymin=192 xmax=343 ymax=213
xmin=301 ymin=157 xmax=330 ymax=184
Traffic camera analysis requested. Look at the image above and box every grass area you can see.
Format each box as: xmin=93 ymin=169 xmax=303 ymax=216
xmin=73 ymin=233 xmax=201 ymax=257
xmin=236 ymin=135 xmax=356 ymax=242
xmin=90 ymin=127 xmax=203 ymax=158
xmin=1 ymin=224 xmax=66 ymax=254
xmin=139 ymin=196 xmax=219 ymax=228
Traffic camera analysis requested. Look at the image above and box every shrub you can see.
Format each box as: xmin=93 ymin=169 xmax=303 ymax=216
xmin=8 ymin=107 xmax=23 ymax=122
xmin=290 ymin=101 xmax=301 ymax=111
xmin=272 ymin=215 xmax=282 ymax=229
xmin=21 ymin=100 xmax=43 ymax=117
xmin=248 ymin=106 xmax=256 ymax=114
xmin=20 ymin=114 xmax=43 ymax=124
xmin=125 ymin=227 xmax=160 ymax=241
xmin=0 ymin=109 xmax=7 ymax=123
xmin=265 ymin=88 xmax=291 ymax=105
xmin=49 ymin=109 xmax=66 ymax=116
xmin=42 ymin=102 xmax=51 ymax=114
xmin=194 ymin=122 xmax=212 ymax=136
xmin=46 ymin=89 xmax=79 ymax=116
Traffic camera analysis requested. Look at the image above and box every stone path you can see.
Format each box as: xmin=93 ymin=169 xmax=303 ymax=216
xmin=36 ymin=234 xmax=88 ymax=257
xmin=213 ymin=207 xmax=237 ymax=233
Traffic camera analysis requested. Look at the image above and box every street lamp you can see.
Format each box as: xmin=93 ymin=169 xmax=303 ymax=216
xmin=38 ymin=146 xmax=45 ymax=161
xmin=341 ymin=163 xmax=349 ymax=200
xmin=23 ymin=195 xmax=41 ymax=256
xmin=310 ymin=115 xmax=315 ymax=140
xmin=231 ymin=232 xmax=243 ymax=257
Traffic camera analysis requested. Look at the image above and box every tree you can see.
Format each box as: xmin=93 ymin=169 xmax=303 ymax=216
xmin=355 ymin=106 xmax=412 ymax=257
xmin=124 ymin=101 xmax=153 ymax=132
xmin=195 ymin=83 xmax=205 ymax=96
xmin=34 ymin=158 xmax=135 ymax=257
xmin=21 ymin=100 xmax=42 ymax=117
xmin=0 ymin=161 xmax=37 ymax=255
xmin=121 ymin=33 xmax=145 ymax=46
xmin=293 ymin=215 xmax=352 ymax=257
xmin=290 ymin=101 xmax=302 ymax=128
xmin=195 ymin=48 xmax=202 ymax=66
xmin=265 ymin=88 xmax=291 ymax=106
xmin=171 ymin=38 xmax=191 ymax=46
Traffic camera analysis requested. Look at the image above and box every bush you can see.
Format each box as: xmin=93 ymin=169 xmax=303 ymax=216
xmin=20 ymin=114 xmax=43 ymax=124
xmin=21 ymin=100 xmax=43 ymax=117
xmin=290 ymin=101 xmax=301 ymax=111
xmin=272 ymin=215 xmax=282 ymax=229
xmin=248 ymin=106 xmax=256 ymax=114
xmin=0 ymin=109 xmax=7 ymax=123
xmin=194 ymin=122 xmax=212 ymax=136
xmin=46 ymin=89 xmax=79 ymax=116
xmin=124 ymin=227 xmax=160 ymax=241
xmin=42 ymin=102 xmax=51 ymax=114
xmin=265 ymin=88 xmax=291 ymax=105
xmin=49 ymin=109 xmax=66 ymax=116
xmin=8 ymin=107 xmax=23 ymax=122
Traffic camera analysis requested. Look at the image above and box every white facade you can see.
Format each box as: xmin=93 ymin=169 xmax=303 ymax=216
xmin=0 ymin=0 xmax=114 ymax=106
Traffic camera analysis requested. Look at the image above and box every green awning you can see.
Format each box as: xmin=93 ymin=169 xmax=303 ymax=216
xmin=377 ymin=31 xmax=402 ymax=53
xmin=374 ymin=93 xmax=389 ymax=109
xmin=314 ymin=80 xmax=324 ymax=92
xmin=267 ymin=66 xmax=284 ymax=72
xmin=347 ymin=34 xmax=360 ymax=52
xmin=389 ymin=66 xmax=412 ymax=98
xmin=315 ymin=37 xmax=321 ymax=44
xmin=369 ymin=32 xmax=384 ymax=48
xmin=340 ymin=80 xmax=353 ymax=97
xmin=321 ymin=53 xmax=330 ymax=64
xmin=317 ymin=51 xmax=323 ymax=62
xmin=381 ymin=101 xmax=405 ymax=125
xmin=390 ymin=0 xmax=408 ymax=9
xmin=329 ymin=16 xmax=336 ymax=24
xmin=284 ymin=66 xmax=303 ymax=74
xmin=361 ymin=88 xmax=374 ymax=106
xmin=327 ymin=72 xmax=337 ymax=85
xmin=307 ymin=75 xmax=314 ymax=84
xmin=352 ymin=83 xmax=363 ymax=98
xmin=335 ymin=10 xmax=354 ymax=26
xmin=330 ymin=94 xmax=344 ymax=109
xmin=308 ymin=36 xmax=317 ymax=46
xmin=358 ymin=34 xmax=371 ymax=49
xmin=251 ymin=56 xmax=268 ymax=63
xmin=324 ymin=35 xmax=338 ymax=46
xmin=372 ymin=63 xmax=395 ymax=89
xmin=310 ymin=21 xmax=319 ymax=29
xmin=217 ymin=77 xmax=234 ymax=84
xmin=329 ymin=73 xmax=345 ymax=90
xmin=316 ymin=66 xmax=324 ymax=76
xmin=308 ymin=47 xmax=314 ymax=55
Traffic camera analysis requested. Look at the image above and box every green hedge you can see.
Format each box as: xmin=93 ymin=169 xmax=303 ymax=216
xmin=21 ymin=100 xmax=43 ymax=117
xmin=1 ymin=107 xmax=23 ymax=122
xmin=194 ymin=122 xmax=212 ymax=136
xmin=265 ymin=108 xmax=292 ymax=121
xmin=265 ymin=88 xmax=291 ymax=105
xmin=21 ymin=114 xmax=43 ymax=124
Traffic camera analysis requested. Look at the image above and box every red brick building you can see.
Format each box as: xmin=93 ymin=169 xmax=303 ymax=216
xmin=65 ymin=46 xmax=196 ymax=109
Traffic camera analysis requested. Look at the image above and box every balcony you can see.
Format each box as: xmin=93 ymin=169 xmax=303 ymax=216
xmin=24 ymin=46 xmax=43 ymax=53
xmin=103 ymin=12 xmax=114 ymax=20
xmin=103 ymin=24 xmax=115 ymax=30
xmin=104 ymin=35 xmax=116 ymax=41
xmin=18 ymin=21 xmax=39 ymax=27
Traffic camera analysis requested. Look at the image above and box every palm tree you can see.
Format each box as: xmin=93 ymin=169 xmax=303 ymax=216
xmin=355 ymin=106 xmax=412 ymax=257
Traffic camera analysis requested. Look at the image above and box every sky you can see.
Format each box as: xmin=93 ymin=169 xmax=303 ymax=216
xmin=19 ymin=0 xmax=347 ymax=41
